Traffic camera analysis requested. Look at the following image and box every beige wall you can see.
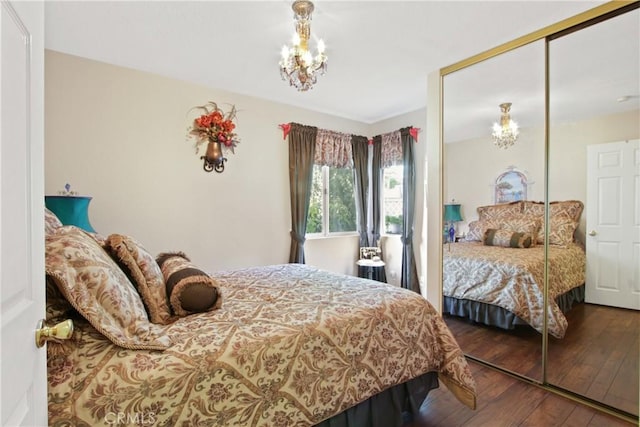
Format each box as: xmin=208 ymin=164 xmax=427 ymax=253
xmin=45 ymin=50 xmax=426 ymax=281
xmin=444 ymin=109 xmax=639 ymax=241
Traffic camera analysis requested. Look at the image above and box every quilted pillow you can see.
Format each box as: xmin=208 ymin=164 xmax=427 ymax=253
xmin=45 ymin=208 xmax=63 ymax=235
xmin=483 ymin=228 xmax=533 ymax=248
xmin=45 ymin=226 xmax=171 ymax=350
xmin=477 ymin=201 xmax=523 ymax=221
xmin=105 ymin=234 xmax=173 ymax=325
xmin=156 ymin=252 xmax=222 ymax=317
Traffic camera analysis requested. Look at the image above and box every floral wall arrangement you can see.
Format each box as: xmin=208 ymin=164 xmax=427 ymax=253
xmin=188 ymin=102 xmax=239 ymax=173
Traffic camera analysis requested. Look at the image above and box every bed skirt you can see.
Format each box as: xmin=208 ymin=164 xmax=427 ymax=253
xmin=443 ymin=284 xmax=585 ymax=331
xmin=315 ymin=372 xmax=439 ymax=427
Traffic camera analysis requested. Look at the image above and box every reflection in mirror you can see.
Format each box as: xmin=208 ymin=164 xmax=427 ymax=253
xmin=441 ymin=40 xmax=545 ymax=381
xmin=547 ymin=7 xmax=639 ymax=417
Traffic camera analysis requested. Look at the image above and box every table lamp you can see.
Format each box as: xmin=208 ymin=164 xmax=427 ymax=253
xmin=45 ymin=192 xmax=96 ymax=233
xmin=443 ymin=202 xmax=463 ymax=243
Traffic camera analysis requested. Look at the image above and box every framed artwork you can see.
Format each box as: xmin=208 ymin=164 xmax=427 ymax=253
xmin=494 ymin=167 xmax=529 ymax=204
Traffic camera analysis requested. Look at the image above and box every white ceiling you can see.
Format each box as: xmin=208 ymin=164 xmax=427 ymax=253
xmin=44 ymin=1 xmax=637 ymax=130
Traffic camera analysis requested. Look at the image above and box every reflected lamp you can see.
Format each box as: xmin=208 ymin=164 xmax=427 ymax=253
xmin=443 ymin=202 xmax=463 ymax=243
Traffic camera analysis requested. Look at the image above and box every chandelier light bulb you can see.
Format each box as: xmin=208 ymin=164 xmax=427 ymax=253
xmin=317 ymin=39 xmax=325 ymax=53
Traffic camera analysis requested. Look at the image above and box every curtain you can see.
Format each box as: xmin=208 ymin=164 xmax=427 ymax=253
xmin=369 ymin=135 xmax=387 ymax=283
xmin=351 ymin=135 xmax=369 ymax=247
xmin=370 ymin=135 xmax=383 ymax=247
xmin=399 ymin=127 xmax=420 ymax=293
xmin=288 ymin=123 xmax=318 ymax=263
xmin=315 ymin=129 xmax=352 ymax=168
xmin=381 ymin=130 xmax=402 ymax=168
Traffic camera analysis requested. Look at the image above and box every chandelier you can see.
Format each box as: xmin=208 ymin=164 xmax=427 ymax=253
xmin=279 ymin=0 xmax=327 ymax=92
xmin=491 ymin=102 xmax=519 ymax=149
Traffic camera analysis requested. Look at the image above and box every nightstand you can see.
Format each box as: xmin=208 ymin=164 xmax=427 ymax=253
xmin=356 ymin=259 xmax=386 ymax=283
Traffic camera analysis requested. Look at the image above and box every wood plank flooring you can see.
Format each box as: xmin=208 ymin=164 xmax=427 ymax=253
xmin=405 ymin=360 xmax=635 ymax=426
xmin=432 ymin=302 xmax=639 ymax=426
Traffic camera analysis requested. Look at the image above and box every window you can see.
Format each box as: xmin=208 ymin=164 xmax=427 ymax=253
xmin=383 ymin=164 xmax=403 ymax=234
xmin=307 ymin=165 xmax=357 ymax=236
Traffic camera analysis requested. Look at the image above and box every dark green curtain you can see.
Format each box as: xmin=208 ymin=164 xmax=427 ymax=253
xmin=288 ymin=123 xmax=317 ymax=263
xmin=400 ymin=127 xmax=420 ymax=293
xmin=370 ymin=135 xmax=383 ymax=247
xmin=351 ymin=135 xmax=369 ymax=247
xmin=369 ymin=135 xmax=387 ymax=283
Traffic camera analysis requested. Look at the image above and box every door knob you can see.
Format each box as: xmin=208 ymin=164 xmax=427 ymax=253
xmin=35 ymin=319 xmax=74 ymax=348
xmin=588 ymin=230 xmax=597 ymax=236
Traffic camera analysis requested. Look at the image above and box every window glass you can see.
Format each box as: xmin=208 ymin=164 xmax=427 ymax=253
xmin=383 ymin=165 xmax=403 ymax=234
xmin=307 ymin=165 xmax=356 ymax=236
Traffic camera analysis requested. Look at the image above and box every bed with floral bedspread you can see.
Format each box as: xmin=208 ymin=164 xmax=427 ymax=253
xmin=442 ymin=200 xmax=586 ymax=339
xmin=443 ymin=240 xmax=585 ymax=339
xmin=44 ymin=221 xmax=476 ymax=427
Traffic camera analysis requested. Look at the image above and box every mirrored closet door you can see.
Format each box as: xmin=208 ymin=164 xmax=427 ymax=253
xmin=441 ymin=40 xmax=545 ymax=382
xmin=437 ymin=1 xmax=639 ymax=421
xmin=546 ymin=6 xmax=639 ymax=416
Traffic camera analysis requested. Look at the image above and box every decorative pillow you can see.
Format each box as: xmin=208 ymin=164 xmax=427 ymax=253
xmin=105 ymin=234 xmax=172 ymax=325
xmin=465 ymin=220 xmax=487 ymax=242
xmin=45 ymin=208 xmax=63 ymax=235
xmin=45 ymin=226 xmax=171 ymax=350
xmin=477 ymin=201 xmax=523 ymax=221
xmin=465 ymin=215 xmax=541 ymax=244
xmin=483 ymin=228 xmax=533 ymax=248
xmin=547 ymin=215 xmax=579 ymax=247
xmin=156 ymin=252 xmax=222 ymax=317
xmin=522 ymin=200 xmax=584 ymax=222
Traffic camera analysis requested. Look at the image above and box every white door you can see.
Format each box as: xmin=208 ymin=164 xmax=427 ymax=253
xmin=1 ymin=1 xmax=47 ymax=426
xmin=585 ymin=140 xmax=640 ymax=310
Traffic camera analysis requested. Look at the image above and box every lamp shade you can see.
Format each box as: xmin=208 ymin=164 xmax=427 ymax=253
xmin=45 ymin=195 xmax=96 ymax=232
xmin=444 ymin=204 xmax=463 ymax=222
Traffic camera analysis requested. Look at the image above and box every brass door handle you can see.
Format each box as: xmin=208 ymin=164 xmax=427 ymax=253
xmin=588 ymin=230 xmax=597 ymax=236
xmin=35 ymin=319 xmax=74 ymax=348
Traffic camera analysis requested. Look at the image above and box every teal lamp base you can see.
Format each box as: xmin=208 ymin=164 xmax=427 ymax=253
xmin=45 ymin=196 xmax=96 ymax=232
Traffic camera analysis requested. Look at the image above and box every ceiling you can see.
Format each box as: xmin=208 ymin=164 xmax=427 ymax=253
xmin=44 ymin=1 xmax=636 ymax=129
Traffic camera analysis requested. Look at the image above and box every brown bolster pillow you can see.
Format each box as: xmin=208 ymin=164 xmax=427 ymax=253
xmin=156 ymin=252 xmax=222 ymax=316
xmin=483 ymin=228 xmax=533 ymax=248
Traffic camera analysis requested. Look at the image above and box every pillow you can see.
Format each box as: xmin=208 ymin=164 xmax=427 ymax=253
xmin=522 ymin=200 xmax=584 ymax=222
xmin=156 ymin=252 xmax=222 ymax=317
xmin=105 ymin=234 xmax=173 ymax=325
xmin=465 ymin=215 xmax=541 ymax=244
xmin=45 ymin=208 xmax=63 ymax=235
xmin=483 ymin=228 xmax=533 ymax=248
xmin=465 ymin=220 xmax=487 ymax=242
xmin=547 ymin=215 xmax=579 ymax=247
xmin=477 ymin=201 xmax=523 ymax=221
xmin=45 ymin=226 xmax=171 ymax=350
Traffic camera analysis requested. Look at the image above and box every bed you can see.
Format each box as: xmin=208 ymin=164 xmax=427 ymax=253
xmin=44 ymin=210 xmax=476 ymax=427
xmin=442 ymin=200 xmax=586 ymax=339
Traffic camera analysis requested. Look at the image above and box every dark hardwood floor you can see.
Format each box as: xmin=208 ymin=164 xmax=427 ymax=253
xmin=426 ymin=302 xmax=639 ymax=426
xmin=406 ymin=360 xmax=635 ymax=426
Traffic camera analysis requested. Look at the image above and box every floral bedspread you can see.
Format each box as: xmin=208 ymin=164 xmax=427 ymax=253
xmin=48 ymin=264 xmax=476 ymax=426
xmin=443 ymin=242 xmax=585 ymax=338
